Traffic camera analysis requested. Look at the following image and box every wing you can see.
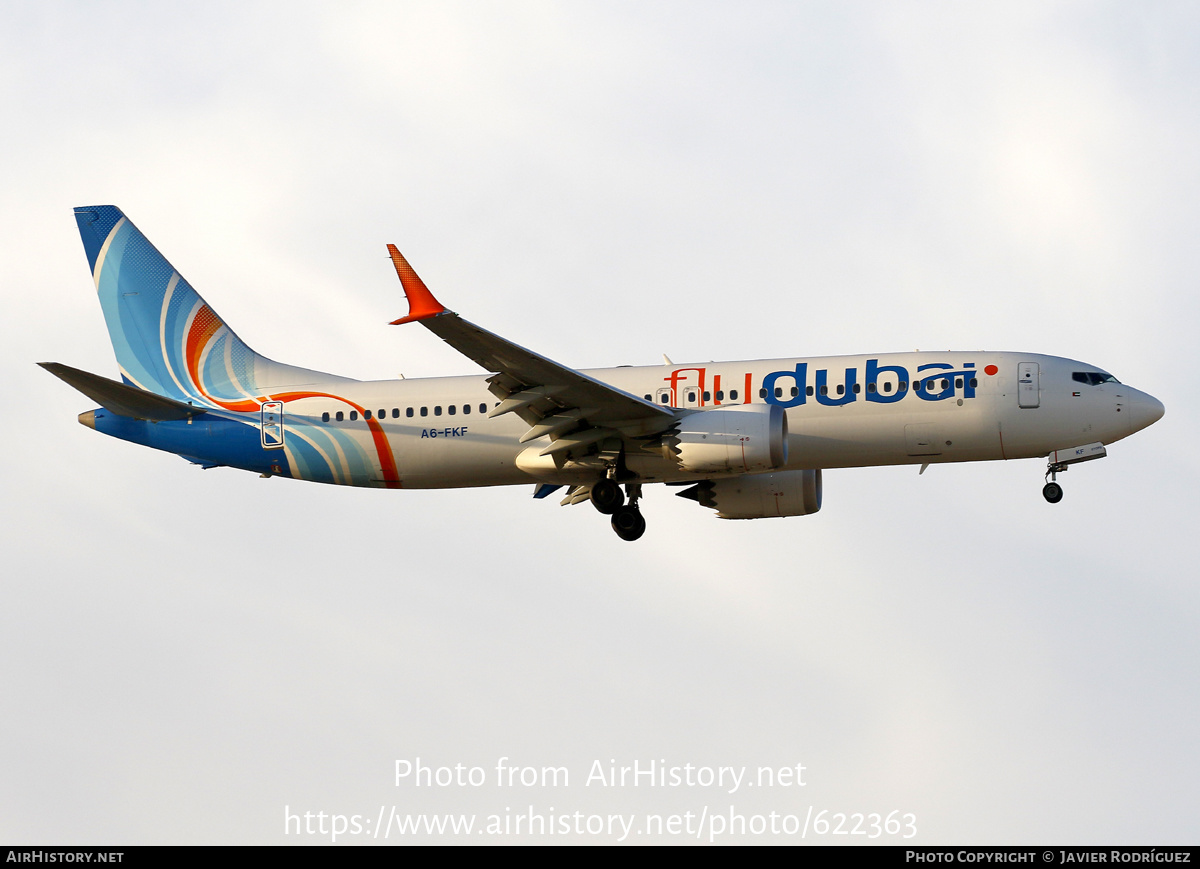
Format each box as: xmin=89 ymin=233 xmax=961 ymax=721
xmin=386 ymin=246 xmax=676 ymax=459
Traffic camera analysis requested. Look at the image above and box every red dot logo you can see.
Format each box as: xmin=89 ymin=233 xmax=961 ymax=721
xmin=984 ymin=364 xmax=999 ymax=376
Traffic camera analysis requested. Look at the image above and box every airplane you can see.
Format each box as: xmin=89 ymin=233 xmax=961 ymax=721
xmin=42 ymin=205 xmax=1165 ymax=541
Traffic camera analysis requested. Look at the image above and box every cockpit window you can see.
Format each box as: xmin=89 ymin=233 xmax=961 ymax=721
xmin=1072 ymin=371 xmax=1120 ymax=386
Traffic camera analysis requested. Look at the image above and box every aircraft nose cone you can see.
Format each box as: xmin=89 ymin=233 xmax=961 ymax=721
xmin=1126 ymin=391 xmax=1164 ymax=435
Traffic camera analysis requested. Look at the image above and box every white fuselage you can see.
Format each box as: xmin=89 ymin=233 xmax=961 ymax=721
xmin=268 ymin=351 xmax=1162 ymax=489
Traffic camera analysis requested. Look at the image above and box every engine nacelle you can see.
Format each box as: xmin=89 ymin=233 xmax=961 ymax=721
xmin=679 ymin=469 xmax=822 ymax=519
xmin=667 ymin=404 xmax=788 ymax=473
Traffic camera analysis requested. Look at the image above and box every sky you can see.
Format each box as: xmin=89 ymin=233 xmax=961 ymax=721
xmin=1 ymin=0 xmax=1197 ymax=845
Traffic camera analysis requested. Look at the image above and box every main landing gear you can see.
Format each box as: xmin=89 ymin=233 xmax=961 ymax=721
xmin=590 ymin=479 xmax=646 ymax=541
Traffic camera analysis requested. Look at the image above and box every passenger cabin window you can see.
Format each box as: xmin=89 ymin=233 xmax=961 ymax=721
xmin=730 ymin=390 xmax=738 ymax=400
xmin=406 ymin=407 xmax=414 ymax=418
xmin=868 ymin=383 xmax=877 ymax=393
xmin=660 ymin=394 xmax=669 ymax=404
xmin=716 ymin=390 xmax=724 ymax=401
xmin=350 ymin=411 xmax=358 ymax=421
xmin=420 ymin=407 xmax=428 ymax=417
xmin=435 ymin=406 xmax=442 ymax=416
xmin=479 ymin=403 xmax=487 ymax=413
xmin=448 ymin=405 xmax=456 ymax=415
xmin=336 ymin=411 xmax=344 ymax=421
xmin=322 ymin=412 xmax=330 ymax=422
xmin=969 ymin=378 xmax=977 ymax=388
xmin=463 ymin=404 xmax=471 ymax=414
xmin=703 ymin=391 xmax=711 ymax=401
xmin=392 ymin=408 xmax=399 ymax=418
xmin=364 ymin=410 xmax=372 ymax=420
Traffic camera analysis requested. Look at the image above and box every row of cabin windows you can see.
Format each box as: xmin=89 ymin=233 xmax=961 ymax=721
xmin=641 ymin=379 xmax=980 ymax=404
xmin=644 ymin=390 xmax=744 ymax=404
xmin=321 ymin=402 xmax=492 ymax=423
xmin=319 ymin=377 xmax=985 ymax=422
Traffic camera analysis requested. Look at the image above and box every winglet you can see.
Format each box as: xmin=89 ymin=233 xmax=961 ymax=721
xmin=387 ymin=245 xmax=447 ymax=325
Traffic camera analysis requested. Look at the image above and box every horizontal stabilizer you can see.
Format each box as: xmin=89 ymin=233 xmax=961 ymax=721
xmin=39 ymin=362 xmax=208 ymax=421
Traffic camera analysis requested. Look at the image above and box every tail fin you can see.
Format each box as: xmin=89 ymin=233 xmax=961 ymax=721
xmin=74 ymin=206 xmax=342 ymax=410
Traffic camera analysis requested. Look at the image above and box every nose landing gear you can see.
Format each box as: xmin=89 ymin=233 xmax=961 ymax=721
xmin=1040 ymin=442 xmax=1108 ymax=504
xmin=1042 ymin=480 xmax=1064 ymax=503
xmin=1043 ymin=460 xmax=1067 ymax=503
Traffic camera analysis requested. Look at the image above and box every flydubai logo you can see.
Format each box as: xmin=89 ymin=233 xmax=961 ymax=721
xmin=664 ymin=361 xmax=997 ymax=408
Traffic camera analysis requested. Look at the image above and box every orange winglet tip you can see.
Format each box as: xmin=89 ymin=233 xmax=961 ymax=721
xmin=387 ymin=244 xmax=446 ymax=325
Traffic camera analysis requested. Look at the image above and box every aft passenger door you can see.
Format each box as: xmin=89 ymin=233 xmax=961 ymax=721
xmin=261 ymin=401 xmax=284 ymax=449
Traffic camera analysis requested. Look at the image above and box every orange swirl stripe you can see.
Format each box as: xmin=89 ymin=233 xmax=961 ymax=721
xmin=184 ymin=309 xmax=401 ymax=487
xmin=272 ymin=390 xmax=402 ymax=489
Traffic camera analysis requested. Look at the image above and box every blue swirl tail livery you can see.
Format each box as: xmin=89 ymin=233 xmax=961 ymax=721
xmin=45 ymin=206 xmax=1164 ymax=540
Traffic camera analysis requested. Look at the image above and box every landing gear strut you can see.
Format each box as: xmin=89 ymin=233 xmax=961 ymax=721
xmin=1043 ymin=461 xmax=1067 ymax=504
xmin=610 ymin=483 xmax=645 ymax=541
xmin=1039 ymin=442 xmax=1107 ymax=504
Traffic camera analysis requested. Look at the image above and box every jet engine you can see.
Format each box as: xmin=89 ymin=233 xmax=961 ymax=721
xmin=677 ymin=469 xmax=822 ymax=519
xmin=665 ymin=404 xmax=788 ymax=473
